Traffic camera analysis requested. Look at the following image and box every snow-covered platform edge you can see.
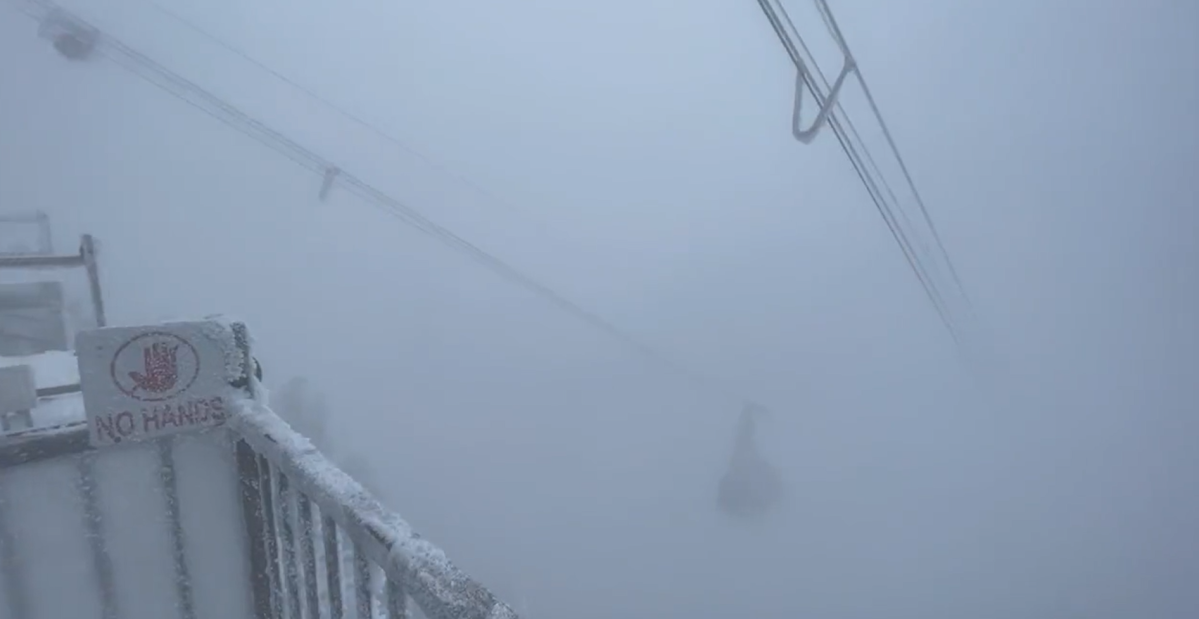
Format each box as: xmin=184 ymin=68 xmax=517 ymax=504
xmin=229 ymin=399 xmax=520 ymax=619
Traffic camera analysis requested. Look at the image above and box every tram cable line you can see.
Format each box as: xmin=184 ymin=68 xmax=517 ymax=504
xmin=756 ymin=0 xmax=973 ymax=348
xmin=814 ymin=0 xmax=977 ymax=322
xmin=6 ymin=0 xmax=995 ymax=525
xmin=142 ymin=0 xmax=539 ymax=224
xmin=8 ymin=0 xmax=763 ymax=409
xmin=8 ymin=0 xmax=983 ymax=415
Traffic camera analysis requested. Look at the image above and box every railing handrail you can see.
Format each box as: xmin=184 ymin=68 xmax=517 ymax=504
xmin=0 ymin=253 xmax=83 ymax=269
xmin=231 ymin=400 xmax=519 ymax=619
xmin=35 ymin=382 xmax=81 ymax=397
xmin=0 ymin=419 xmax=91 ymax=467
xmin=0 ymin=403 xmax=521 ymax=619
xmin=232 ymin=399 xmax=518 ymax=619
xmin=0 ymin=233 xmax=106 ymax=327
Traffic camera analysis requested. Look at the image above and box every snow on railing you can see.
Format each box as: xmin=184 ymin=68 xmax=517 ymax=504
xmin=1 ymin=315 xmax=519 ymax=619
xmin=0 ymin=401 xmax=520 ymax=619
xmin=232 ymin=399 xmax=520 ymax=619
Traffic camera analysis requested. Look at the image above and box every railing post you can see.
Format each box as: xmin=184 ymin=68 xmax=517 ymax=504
xmin=278 ymin=474 xmax=302 ymax=619
xmin=385 ymin=578 xmax=408 ymax=619
xmin=237 ymin=439 xmax=274 ymax=619
xmin=354 ymin=548 xmax=372 ymax=619
xmin=323 ymin=516 xmax=344 ymax=619
xmin=298 ymin=494 xmax=320 ymax=619
xmin=260 ymin=456 xmax=284 ymax=619
xmin=158 ymin=437 xmax=196 ymax=619
xmin=79 ymin=234 xmax=106 ymax=328
xmin=35 ymin=212 xmax=53 ymax=255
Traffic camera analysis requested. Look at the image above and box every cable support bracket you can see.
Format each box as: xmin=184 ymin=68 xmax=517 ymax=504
xmin=790 ymin=31 xmax=856 ymax=144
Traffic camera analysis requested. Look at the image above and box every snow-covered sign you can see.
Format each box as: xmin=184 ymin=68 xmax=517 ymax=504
xmin=76 ymin=320 xmax=249 ymax=447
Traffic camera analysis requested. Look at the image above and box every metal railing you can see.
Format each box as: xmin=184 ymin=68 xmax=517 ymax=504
xmin=232 ymin=400 xmax=519 ymax=619
xmin=0 ymin=233 xmax=107 ymax=328
xmin=0 ymin=404 xmax=520 ymax=619
xmin=0 ymin=212 xmax=53 ymax=256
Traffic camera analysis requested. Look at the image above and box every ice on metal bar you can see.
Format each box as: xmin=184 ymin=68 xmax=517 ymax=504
xmin=229 ymin=400 xmax=520 ymax=619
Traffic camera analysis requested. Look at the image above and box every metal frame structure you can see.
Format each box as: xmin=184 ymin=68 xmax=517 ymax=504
xmin=0 ymin=233 xmax=107 ymax=330
xmin=0 ymin=212 xmax=54 ymax=256
xmin=0 ymin=337 xmax=519 ymax=619
xmin=0 ymin=233 xmax=104 ymax=431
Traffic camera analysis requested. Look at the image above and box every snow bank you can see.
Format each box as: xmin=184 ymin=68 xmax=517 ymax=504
xmin=228 ymin=399 xmax=519 ymax=619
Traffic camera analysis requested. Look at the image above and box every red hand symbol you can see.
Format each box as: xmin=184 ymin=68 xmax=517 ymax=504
xmin=128 ymin=342 xmax=179 ymax=394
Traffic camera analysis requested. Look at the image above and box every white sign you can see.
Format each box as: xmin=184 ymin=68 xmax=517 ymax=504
xmin=76 ymin=321 xmax=247 ymax=447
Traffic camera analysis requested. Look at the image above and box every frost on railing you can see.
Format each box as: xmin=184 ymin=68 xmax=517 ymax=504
xmin=0 ymin=317 xmax=520 ymax=619
xmin=232 ymin=400 xmax=520 ymax=619
xmin=0 ymin=402 xmax=521 ymax=619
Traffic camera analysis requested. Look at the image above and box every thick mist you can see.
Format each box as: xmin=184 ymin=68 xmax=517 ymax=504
xmin=1 ymin=0 xmax=1196 ymax=617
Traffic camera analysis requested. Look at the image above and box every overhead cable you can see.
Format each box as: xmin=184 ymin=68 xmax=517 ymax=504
xmin=813 ymin=0 xmax=976 ymax=322
xmin=8 ymin=0 xmax=764 ymax=408
xmin=755 ymin=0 xmax=965 ymax=347
xmin=143 ymin=0 xmax=534 ymax=221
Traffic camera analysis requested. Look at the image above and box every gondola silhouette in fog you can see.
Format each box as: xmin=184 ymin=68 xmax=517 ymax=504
xmin=717 ymin=403 xmax=783 ymax=520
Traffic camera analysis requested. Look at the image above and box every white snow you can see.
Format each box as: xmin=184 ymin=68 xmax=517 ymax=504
xmin=196 ymin=316 xmax=250 ymax=383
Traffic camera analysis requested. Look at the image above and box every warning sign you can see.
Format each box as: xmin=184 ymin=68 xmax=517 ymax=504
xmin=77 ymin=321 xmax=247 ymax=447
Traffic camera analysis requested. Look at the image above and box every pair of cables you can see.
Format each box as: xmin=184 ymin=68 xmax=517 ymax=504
xmin=9 ymin=0 xmax=980 ymax=410
xmin=755 ymin=0 xmax=977 ymax=353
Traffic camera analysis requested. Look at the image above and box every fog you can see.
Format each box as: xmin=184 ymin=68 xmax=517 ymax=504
xmin=2 ymin=0 xmax=1196 ymax=617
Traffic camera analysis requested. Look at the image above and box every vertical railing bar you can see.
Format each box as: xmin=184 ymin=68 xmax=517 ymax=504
xmin=80 ymin=234 xmax=106 ymax=328
xmin=259 ymin=454 xmax=284 ymax=619
xmin=278 ymin=473 xmax=302 ymax=619
xmin=36 ymin=211 xmax=53 ymax=254
xmin=298 ymin=493 xmax=320 ymax=619
xmin=158 ymin=436 xmax=197 ymax=619
xmin=0 ymin=478 xmax=30 ymax=619
xmin=77 ymin=453 xmax=119 ymax=619
xmin=353 ymin=547 xmax=371 ymax=619
xmin=323 ymin=516 xmax=344 ymax=619
xmin=236 ymin=439 xmax=274 ymax=619
xmin=384 ymin=577 xmax=407 ymax=619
